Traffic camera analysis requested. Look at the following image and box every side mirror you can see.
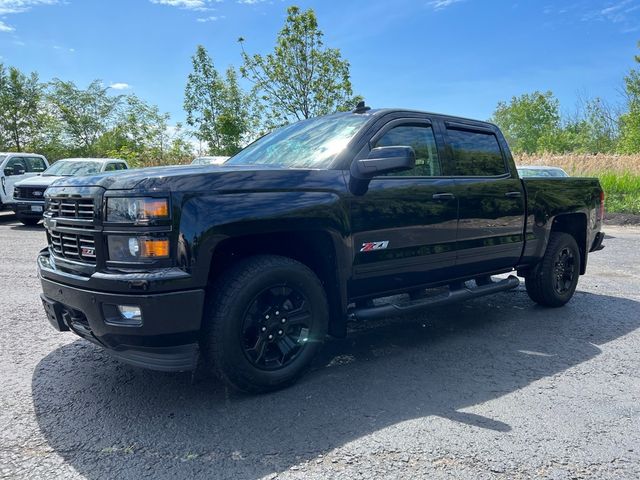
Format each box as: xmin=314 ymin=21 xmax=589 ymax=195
xmin=351 ymin=146 xmax=416 ymax=179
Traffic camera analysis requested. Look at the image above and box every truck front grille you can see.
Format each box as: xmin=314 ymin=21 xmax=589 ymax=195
xmin=48 ymin=230 xmax=97 ymax=263
xmin=47 ymin=198 xmax=95 ymax=219
xmin=14 ymin=186 xmax=46 ymax=200
xmin=45 ymin=193 xmax=99 ymax=266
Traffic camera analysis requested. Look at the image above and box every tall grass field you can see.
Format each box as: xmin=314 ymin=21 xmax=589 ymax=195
xmin=516 ymin=154 xmax=640 ymax=214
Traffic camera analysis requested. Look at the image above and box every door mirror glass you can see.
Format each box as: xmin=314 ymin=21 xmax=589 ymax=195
xmin=352 ymin=146 xmax=416 ymax=179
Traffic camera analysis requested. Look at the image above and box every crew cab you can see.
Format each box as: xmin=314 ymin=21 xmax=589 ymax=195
xmin=0 ymin=153 xmax=48 ymax=210
xmin=13 ymin=158 xmax=128 ymax=225
xmin=37 ymin=107 xmax=605 ymax=393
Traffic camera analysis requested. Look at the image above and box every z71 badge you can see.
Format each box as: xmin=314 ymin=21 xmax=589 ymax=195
xmin=360 ymin=241 xmax=389 ymax=252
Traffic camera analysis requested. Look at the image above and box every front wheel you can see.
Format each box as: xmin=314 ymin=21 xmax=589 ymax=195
xmin=525 ymin=232 xmax=581 ymax=307
xmin=201 ymin=255 xmax=329 ymax=393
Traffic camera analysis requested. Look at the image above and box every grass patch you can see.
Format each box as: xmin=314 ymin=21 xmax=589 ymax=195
xmin=598 ymin=172 xmax=640 ymax=215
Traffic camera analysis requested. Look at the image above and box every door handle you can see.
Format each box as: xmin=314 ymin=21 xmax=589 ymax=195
xmin=504 ymin=191 xmax=522 ymax=198
xmin=432 ymin=193 xmax=456 ymax=201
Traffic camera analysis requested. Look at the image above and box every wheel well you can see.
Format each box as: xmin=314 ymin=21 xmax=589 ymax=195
xmin=207 ymin=231 xmax=346 ymax=337
xmin=551 ymin=213 xmax=587 ymax=274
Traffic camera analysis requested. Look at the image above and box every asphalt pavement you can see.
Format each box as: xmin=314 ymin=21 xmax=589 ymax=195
xmin=0 ymin=211 xmax=638 ymax=479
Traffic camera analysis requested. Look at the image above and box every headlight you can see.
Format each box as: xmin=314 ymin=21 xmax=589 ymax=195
xmin=108 ymin=235 xmax=170 ymax=261
xmin=106 ymin=197 xmax=169 ymax=223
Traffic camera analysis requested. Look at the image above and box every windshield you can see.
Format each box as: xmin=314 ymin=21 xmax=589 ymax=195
xmin=43 ymin=160 xmax=102 ymax=176
xmin=225 ymin=114 xmax=370 ymax=168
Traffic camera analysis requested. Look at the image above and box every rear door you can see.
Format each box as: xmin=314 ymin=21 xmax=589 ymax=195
xmin=441 ymin=122 xmax=525 ymax=276
xmin=349 ymin=118 xmax=459 ymax=298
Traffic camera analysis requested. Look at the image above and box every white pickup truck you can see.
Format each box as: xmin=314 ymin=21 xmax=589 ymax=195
xmin=13 ymin=158 xmax=128 ymax=225
xmin=0 ymin=153 xmax=49 ymax=211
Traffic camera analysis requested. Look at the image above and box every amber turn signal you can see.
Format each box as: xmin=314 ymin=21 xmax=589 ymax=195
xmin=140 ymin=238 xmax=170 ymax=258
xmin=142 ymin=199 xmax=169 ymax=219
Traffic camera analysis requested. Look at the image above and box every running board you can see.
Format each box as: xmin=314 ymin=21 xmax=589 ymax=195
xmin=348 ymin=275 xmax=520 ymax=322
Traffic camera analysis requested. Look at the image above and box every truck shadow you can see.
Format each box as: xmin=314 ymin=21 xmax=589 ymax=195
xmin=32 ymin=289 xmax=640 ymax=479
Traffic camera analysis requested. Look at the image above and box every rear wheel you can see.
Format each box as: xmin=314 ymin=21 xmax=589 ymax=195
xmin=525 ymin=232 xmax=581 ymax=307
xmin=201 ymin=255 xmax=328 ymax=393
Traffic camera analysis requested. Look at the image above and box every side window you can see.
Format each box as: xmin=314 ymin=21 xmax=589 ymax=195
xmin=117 ymin=163 xmax=127 ymax=170
xmin=373 ymin=124 xmax=441 ymax=177
xmin=104 ymin=163 xmax=117 ymax=171
xmin=445 ymin=128 xmax=506 ymax=176
xmin=4 ymin=157 xmax=27 ymax=176
xmin=25 ymin=157 xmax=47 ymax=173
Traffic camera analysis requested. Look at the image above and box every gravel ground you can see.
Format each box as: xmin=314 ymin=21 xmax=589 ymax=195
xmin=0 ymin=211 xmax=639 ymax=479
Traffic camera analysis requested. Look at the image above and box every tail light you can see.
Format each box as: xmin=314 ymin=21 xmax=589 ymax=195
xmin=599 ymin=190 xmax=605 ymax=222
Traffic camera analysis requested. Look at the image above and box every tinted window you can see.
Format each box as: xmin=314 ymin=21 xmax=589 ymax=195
xmin=117 ymin=163 xmax=127 ymax=170
xmin=446 ymin=128 xmax=506 ymax=176
xmin=104 ymin=163 xmax=117 ymax=171
xmin=4 ymin=158 xmax=27 ymax=175
xmin=25 ymin=157 xmax=47 ymax=172
xmin=374 ymin=125 xmax=441 ymax=176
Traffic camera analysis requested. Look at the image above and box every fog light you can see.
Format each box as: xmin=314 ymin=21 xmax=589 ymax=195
xmin=117 ymin=305 xmax=142 ymax=321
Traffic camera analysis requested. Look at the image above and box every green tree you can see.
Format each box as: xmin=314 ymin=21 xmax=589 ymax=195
xmin=618 ymin=42 xmax=640 ymax=154
xmin=239 ymin=6 xmax=358 ymax=127
xmin=0 ymin=64 xmax=44 ymax=151
xmin=491 ymin=91 xmax=562 ymax=154
xmin=184 ymin=45 xmax=225 ymax=153
xmin=184 ymin=46 xmax=252 ymax=155
xmin=216 ymin=67 xmax=255 ymax=154
xmin=48 ymin=79 xmax=121 ymax=155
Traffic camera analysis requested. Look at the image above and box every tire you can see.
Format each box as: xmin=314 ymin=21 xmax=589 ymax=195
xmin=525 ymin=232 xmax=581 ymax=307
xmin=18 ymin=217 xmax=40 ymax=226
xmin=201 ymin=255 xmax=329 ymax=393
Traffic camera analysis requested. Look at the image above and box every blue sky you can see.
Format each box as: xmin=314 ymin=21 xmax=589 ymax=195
xmin=1 ymin=0 xmax=639 ymax=126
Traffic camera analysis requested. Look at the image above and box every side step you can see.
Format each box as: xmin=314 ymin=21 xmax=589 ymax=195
xmin=348 ymin=275 xmax=520 ymax=322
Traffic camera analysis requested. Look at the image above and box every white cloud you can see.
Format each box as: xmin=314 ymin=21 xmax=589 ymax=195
xmin=149 ymin=0 xmax=210 ymax=10
xmin=428 ymin=0 xmax=465 ymax=10
xmin=580 ymin=0 xmax=640 ymax=31
xmin=0 ymin=20 xmax=15 ymax=31
xmin=196 ymin=14 xmax=224 ymax=22
xmin=0 ymin=0 xmax=60 ymax=15
xmin=110 ymin=82 xmax=132 ymax=90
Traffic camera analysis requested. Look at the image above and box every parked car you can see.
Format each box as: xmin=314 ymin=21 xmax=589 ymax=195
xmin=0 ymin=153 xmax=49 ymax=211
xmin=191 ymin=156 xmax=229 ymax=165
xmin=517 ymin=166 xmax=569 ymax=178
xmin=13 ymin=158 xmax=128 ymax=226
xmin=37 ymin=106 xmax=605 ymax=393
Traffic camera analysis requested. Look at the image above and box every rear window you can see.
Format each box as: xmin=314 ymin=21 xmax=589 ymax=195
xmin=445 ymin=128 xmax=506 ymax=176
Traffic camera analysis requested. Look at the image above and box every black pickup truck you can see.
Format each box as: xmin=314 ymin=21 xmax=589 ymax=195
xmin=38 ymin=106 xmax=605 ymax=392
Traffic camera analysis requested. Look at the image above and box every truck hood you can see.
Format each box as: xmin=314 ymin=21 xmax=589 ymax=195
xmin=14 ymin=175 xmax=64 ymax=188
xmin=46 ymin=164 xmax=343 ymax=192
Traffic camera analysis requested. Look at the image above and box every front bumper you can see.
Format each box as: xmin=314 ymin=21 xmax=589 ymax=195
xmin=38 ymin=252 xmax=205 ymax=372
xmin=13 ymin=200 xmax=45 ymax=218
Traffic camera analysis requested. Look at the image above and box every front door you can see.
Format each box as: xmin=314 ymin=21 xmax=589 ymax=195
xmin=348 ymin=119 xmax=459 ymax=299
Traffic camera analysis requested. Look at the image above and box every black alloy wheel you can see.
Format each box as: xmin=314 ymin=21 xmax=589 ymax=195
xmin=241 ymin=285 xmax=312 ymax=370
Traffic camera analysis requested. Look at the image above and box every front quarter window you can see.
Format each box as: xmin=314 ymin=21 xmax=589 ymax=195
xmin=225 ymin=114 xmax=370 ymax=169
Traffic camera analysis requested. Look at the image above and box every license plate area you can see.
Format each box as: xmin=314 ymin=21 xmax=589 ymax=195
xmin=31 ymin=205 xmax=43 ymax=212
